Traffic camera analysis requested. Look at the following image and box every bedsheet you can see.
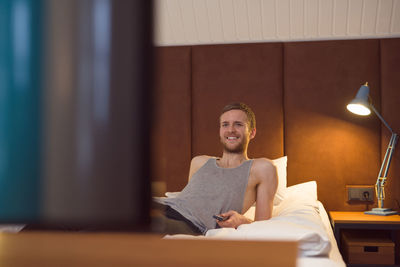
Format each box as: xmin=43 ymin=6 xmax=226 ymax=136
xmin=164 ymin=198 xmax=345 ymax=267
xmin=297 ymin=201 xmax=345 ymax=267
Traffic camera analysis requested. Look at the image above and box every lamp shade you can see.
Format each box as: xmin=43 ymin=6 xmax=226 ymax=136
xmin=347 ymin=83 xmax=371 ymax=115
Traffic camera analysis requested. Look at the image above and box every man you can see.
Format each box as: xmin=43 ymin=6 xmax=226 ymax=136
xmin=154 ymin=103 xmax=277 ymax=235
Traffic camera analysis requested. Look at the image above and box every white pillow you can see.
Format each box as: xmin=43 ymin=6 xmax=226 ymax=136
xmin=273 ymin=181 xmax=319 ymax=218
xmin=245 ymin=181 xmax=318 ymax=221
xmin=285 ymin=180 xmax=317 ymax=201
xmin=271 ymin=156 xmax=287 ymax=205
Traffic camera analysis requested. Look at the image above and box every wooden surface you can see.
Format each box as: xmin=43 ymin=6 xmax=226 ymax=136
xmin=342 ymin=231 xmax=395 ymax=265
xmin=342 ymin=230 xmax=394 ymax=247
xmin=344 ymin=245 xmax=394 ymax=265
xmin=0 ymin=232 xmax=298 ymax=267
xmin=330 ymin=211 xmax=400 ymax=225
xmin=330 ymin=211 xmax=400 ymax=266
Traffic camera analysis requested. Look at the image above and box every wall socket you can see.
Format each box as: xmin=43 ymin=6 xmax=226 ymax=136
xmin=346 ymin=185 xmax=374 ymax=203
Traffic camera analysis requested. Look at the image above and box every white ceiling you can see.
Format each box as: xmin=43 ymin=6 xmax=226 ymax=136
xmin=154 ymin=0 xmax=400 ymax=46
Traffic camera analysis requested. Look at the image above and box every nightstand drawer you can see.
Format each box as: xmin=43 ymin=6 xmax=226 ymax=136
xmin=342 ymin=230 xmax=395 ymax=265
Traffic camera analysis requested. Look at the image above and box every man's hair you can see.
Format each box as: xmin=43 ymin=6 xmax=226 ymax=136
xmin=220 ymin=102 xmax=256 ymax=130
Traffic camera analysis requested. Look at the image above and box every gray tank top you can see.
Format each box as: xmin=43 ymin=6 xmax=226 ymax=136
xmin=156 ymin=158 xmax=253 ymax=234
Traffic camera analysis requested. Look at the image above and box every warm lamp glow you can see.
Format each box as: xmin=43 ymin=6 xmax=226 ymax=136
xmin=347 ymin=82 xmax=371 ymax=116
xmin=346 ymin=103 xmax=371 ymax=116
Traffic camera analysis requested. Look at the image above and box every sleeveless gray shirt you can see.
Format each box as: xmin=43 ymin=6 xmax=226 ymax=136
xmin=156 ymin=158 xmax=253 ymax=234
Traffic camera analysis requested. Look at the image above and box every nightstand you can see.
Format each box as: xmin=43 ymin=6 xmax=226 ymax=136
xmin=329 ymin=211 xmax=400 ymax=267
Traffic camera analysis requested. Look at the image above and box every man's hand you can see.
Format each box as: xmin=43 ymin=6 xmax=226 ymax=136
xmin=216 ymin=210 xmax=252 ymax=229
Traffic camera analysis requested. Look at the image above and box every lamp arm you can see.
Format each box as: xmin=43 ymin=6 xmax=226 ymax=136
xmin=375 ymin=133 xmax=398 ymax=208
xmin=381 ymin=134 xmax=398 ymax=179
xmin=370 ymin=105 xmax=394 ymax=134
xmin=369 ymin=104 xmax=399 ymax=209
xmin=374 ymin=132 xmax=398 ymax=210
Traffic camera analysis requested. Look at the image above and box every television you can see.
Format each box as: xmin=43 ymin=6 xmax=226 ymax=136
xmin=0 ymin=0 xmax=152 ymax=231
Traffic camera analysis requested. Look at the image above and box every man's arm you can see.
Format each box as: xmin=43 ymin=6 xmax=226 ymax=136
xmin=217 ymin=159 xmax=278 ymax=228
xmin=253 ymin=160 xmax=277 ymax=221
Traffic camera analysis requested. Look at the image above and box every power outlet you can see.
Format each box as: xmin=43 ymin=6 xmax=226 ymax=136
xmin=346 ymin=185 xmax=374 ymax=202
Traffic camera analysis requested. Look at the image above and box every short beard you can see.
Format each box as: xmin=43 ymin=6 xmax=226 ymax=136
xmin=220 ymin=137 xmax=247 ymax=154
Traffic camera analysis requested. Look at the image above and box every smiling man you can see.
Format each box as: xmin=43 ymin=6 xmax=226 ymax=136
xmin=154 ymin=103 xmax=278 ymax=235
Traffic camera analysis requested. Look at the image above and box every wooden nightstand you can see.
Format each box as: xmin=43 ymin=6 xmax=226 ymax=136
xmin=329 ymin=211 xmax=400 ymax=267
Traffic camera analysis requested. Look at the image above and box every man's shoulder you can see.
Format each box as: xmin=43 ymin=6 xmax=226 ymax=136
xmin=190 ymin=155 xmax=213 ymax=168
xmin=250 ymin=158 xmax=277 ymax=179
xmin=251 ymin=158 xmax=274 ymax=168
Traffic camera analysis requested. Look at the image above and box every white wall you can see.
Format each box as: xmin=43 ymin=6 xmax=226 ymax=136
xmin=154 ymin=0 xmax=400 ymax=46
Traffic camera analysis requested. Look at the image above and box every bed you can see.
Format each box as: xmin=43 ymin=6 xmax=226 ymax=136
xmin=159 ymin=157 xmax=346 ymax=267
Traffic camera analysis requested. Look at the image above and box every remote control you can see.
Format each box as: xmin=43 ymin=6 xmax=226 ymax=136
xmin=213 ymin=215 xmax=228 ymax=221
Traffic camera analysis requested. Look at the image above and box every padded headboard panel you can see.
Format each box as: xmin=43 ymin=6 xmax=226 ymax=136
xmin=152 ymin=38 xmax=400 ymax=212
xmin=381 ymin=39 xmax=400 ymax=208
xmin=191 ymin=43 xmax=284 ymax=159
xmin=284 ymin=40 xmax=381 ymax=210
xmin=151 ymin=47 xmax=192 ymax=191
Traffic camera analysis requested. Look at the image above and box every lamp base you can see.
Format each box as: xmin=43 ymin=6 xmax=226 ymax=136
xmin=364 ymin=208 xmax=398 ymax=216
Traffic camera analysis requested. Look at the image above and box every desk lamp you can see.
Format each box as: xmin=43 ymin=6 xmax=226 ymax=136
xmin=347 ymin=82 xmax=399 ymax=216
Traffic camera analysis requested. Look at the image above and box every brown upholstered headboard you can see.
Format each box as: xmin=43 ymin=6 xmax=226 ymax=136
xmin=151 ymin=38 xmax=400 ymax=212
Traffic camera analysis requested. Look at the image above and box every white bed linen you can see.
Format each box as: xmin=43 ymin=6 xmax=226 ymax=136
xmin=164 ymin=200 xmax=345 ymax=267
xmin=296 ymin=201 xmax=345 ymax=267
xmin=204 ymin=196 xmax=331 ymax=256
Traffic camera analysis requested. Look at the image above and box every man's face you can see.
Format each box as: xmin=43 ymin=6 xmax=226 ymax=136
xmin=219 ymin=109 xmax=255 ymax=153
